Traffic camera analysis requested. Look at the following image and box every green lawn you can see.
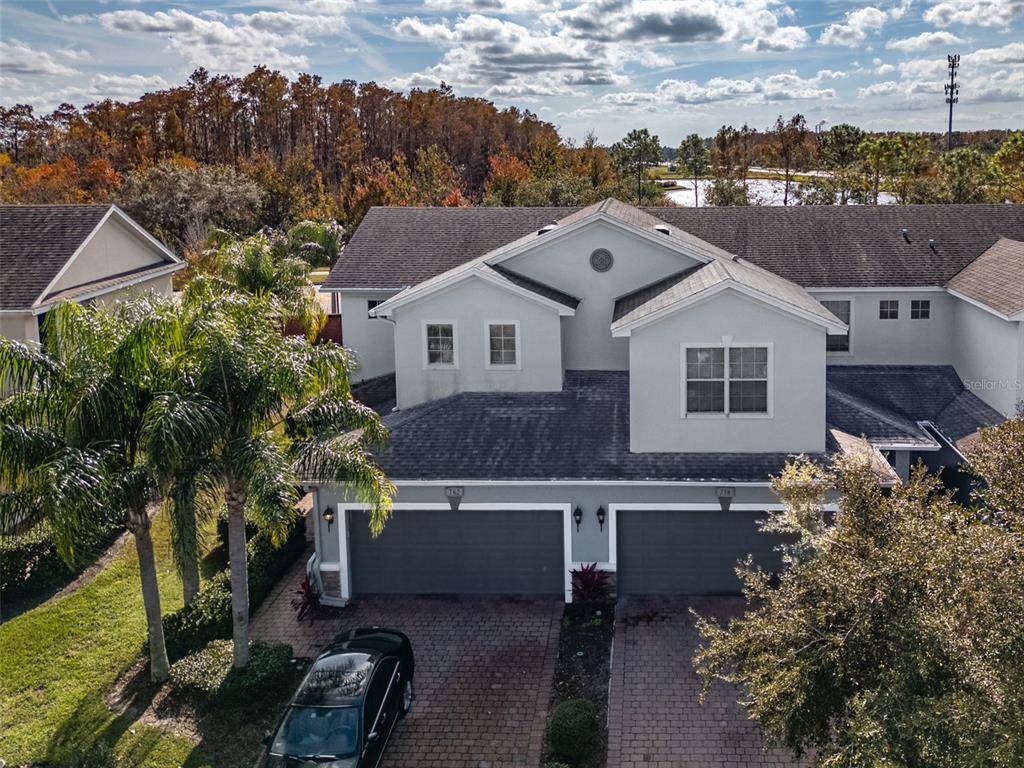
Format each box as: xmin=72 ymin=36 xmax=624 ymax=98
xmin=0 ymin=512 xmax=211 ymax=767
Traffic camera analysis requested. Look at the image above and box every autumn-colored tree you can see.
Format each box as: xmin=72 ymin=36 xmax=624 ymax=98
xmin=767 ymin=114 xmax=810 ymax=206
xmin=14 ymin=156 xmax=83 ymax=203
xmin=483 ymin=150 xmax=532 ymax=206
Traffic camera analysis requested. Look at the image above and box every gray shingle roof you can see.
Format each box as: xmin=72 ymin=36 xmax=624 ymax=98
xmin=324 ymin=204 xmax=1024 ymax=291
xmin=826 ymin=365 xmax=1003 ymax=445
xmin=945 ymin=236 xmax=1024 ymax=317
xmin=488 ymin=264 xmax=581 ymax=309
xmin=371 ymin=366 xmax=1001 ymax=483
xmin=1 ymin=204 xmax=112 ymax=310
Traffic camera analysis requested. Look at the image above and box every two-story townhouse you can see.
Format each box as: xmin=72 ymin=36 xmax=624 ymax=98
xmin=311 ymin=200 xmax=1022 ymax=605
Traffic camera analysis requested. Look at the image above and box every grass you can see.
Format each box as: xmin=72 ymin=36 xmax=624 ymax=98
xmin=0 ymin=512 xmax=211 ymax=767
xmin=309 ymin=269 xmax=331 ymax=285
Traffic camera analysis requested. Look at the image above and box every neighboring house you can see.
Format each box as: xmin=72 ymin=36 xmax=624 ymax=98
xmin=312 ymin=200 xmax=1022 ymax=605
xmin=0 ymin=204 xmax=184 ymax=343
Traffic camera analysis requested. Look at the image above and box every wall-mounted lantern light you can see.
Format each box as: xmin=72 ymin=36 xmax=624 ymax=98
xmin=596 ymin=505 xmax=607 ymax=531
xmin=716 ymin=487 xmax=735 ymax=513
xmin=573 ymin=506 xmax=583 ymax=531
xmin=322 ymin=506 xmax=335 ymax=531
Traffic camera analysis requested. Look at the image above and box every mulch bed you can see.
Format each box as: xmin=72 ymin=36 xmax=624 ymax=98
xmin=543 ymin=601 xmax=615 ymax=768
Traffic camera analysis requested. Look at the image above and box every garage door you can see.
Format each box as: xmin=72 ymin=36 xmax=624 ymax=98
xmin=348 ymin=508 xmax=564 ymax=594
xmin=617 ymin=509 xmax=784 ymax=595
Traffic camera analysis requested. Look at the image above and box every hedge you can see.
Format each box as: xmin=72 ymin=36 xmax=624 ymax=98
xmin=1 ymin=511 xmax=124 ymax=605
xmin=168 ymin=639 xmax=296 ymax=703
xmin=159 ymin=516 xmax=307 ymax=662
xmin=548 ymin=698 xmax=599 ymax=763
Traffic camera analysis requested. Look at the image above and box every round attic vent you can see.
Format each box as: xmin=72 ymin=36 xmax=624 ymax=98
xmin=590 ymin=248 xmax=614 ymax=272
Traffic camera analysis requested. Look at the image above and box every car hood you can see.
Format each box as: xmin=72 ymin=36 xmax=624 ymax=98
xmin=260 ymin=754 xmax=358 ymax=768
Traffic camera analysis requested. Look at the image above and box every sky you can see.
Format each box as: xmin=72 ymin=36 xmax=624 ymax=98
xmin=1 ymin=0 xmax=1021 ymax=144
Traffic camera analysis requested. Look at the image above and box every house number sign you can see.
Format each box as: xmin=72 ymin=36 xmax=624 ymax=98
xmin=445 ymin=486 xmax=464 ymax=510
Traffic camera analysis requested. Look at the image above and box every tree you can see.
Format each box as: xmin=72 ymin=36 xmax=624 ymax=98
xmin=118 ymin=159 xmax=262 ymax=251
xmin=938 ymin=147 xmax=993 ymax=203
xmin=0 ymin=299 xmax=222 ymax=678
xmin=768 ymin=114 xmax=809 ymax=206
xmin=611 ymin=128 xmax=662 ymax=204
xmin=677 ymin=134 xmax=709 ymax=207
xmin=173 ymin=286 xmax=394 ymax=667
xmin=693 ymin=424 xmax=1024 ymax=766
xmin=818 ymin=123 xmax=865 ymax=170
xmin=990 ymin=131 xmax=1024 ymax=203
xmin=483 ymin=150 xmax=532 ymax=207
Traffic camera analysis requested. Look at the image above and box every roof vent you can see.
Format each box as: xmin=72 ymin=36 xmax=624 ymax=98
xmin=654 ymin=224 xmax=671 ymax=236
xmin=928 ymin=238 xmax=937 ymax=253
xmin=538 ymin=221 xmax=559 ymax=235
xmin=901 ymin=228 xmax=910 ymax=243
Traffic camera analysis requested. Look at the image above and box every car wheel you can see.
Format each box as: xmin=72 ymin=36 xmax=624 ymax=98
xmin=400 ymin=678 xmax=413 ymax=716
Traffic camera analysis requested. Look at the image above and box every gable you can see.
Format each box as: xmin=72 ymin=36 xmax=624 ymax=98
xmin=49 ymin=212 xmax=172 ymax=295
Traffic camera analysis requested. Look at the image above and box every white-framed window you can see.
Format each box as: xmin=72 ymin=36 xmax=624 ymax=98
xmin=820 ymin=299 xmax=851 ymax=353
xmin=682 ymin=342 xmax=772 ymax=418
xmin=423 ymin=321 xmax=458 ymax=368
xmin=485 ymin=321 xmax=520 ymax=369
xmin=910 ymin=299 xmax=931 ymax=319
xmin=879 ymin=299 xmax=899 ymax=320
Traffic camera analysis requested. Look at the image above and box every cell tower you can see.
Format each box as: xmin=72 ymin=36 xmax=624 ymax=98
xmin=945 ymin=54 xmax=960 ymax=151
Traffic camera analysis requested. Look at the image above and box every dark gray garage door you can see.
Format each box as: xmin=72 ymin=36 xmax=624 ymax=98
xmin=617 ymin=509 xmax=784 ymax=595
xmin=349 ymin=508 xmax=564 ymax=594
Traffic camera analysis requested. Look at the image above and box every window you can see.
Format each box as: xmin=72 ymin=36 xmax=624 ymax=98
xmin=367 ymin=299 xmax=383 ymax=319
xmin=487 ymin=322 xmax=519 ymax=368
xmin=684 ymin=344 xmax=770 ymax=416
xmin=424 ymin=323 xmax=456 ymax=367
xmin=879 ymin=299 xmax=899 ymax=320
xmin=821 ymin=299 xmax=851 ymax=352
xmin=911 ymin=299 xmax=931 ymax=319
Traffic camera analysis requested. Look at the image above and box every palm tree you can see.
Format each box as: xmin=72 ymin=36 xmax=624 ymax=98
xmin=0 ymin=299 xmax=222 ymax=681
xmin=175 ymin=287 xmax=393 ymax=668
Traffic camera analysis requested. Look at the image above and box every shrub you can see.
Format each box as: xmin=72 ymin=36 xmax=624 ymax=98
xmin=158 ymin=516 xmax=306 ymax=662
xmin=169 ymin=639 xmax=295 ymax=703
xmin=548 ymin=698 xmax=598 ymax=762
xmin=543 ymin=763 xmax=572 ymax=768
xmin=1 ymin=512 xmax=123 ymax=604
xmin=571 ymin=562 xmax=612 ymax=604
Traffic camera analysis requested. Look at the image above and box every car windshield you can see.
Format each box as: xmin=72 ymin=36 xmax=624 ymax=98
xmin=270 ymin=705 xmax=359 ymax=759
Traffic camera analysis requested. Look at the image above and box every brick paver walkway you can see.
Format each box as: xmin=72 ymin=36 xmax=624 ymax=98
xmin=252 ymin=556 xmax=563 ymax=768
xmin=607 ymin=596 xmax=802 ymax=768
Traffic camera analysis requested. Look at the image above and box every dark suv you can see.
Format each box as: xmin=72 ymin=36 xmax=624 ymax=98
xmin=258 ymin=628 xmax=415 ymax=767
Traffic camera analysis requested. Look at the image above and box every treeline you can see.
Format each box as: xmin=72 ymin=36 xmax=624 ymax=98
xmin=671 ymin=118 xmax=1024 ymax=206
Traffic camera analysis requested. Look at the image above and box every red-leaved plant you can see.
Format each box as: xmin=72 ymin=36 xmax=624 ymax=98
xmin=291 ymin=574 xmax=322 ymax=623
xmin=571 ymin=563 xmax=612 ymax=604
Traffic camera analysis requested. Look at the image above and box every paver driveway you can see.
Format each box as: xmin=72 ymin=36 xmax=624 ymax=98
xmin=253 ymin=561 xmax=563 ymax=768
xmin=607 ymin=596 xmax=801 ymax=768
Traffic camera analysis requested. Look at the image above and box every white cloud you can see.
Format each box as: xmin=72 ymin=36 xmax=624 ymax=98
xmin=424 ymin=0 xmax=561 ymax=11
xmin=885 ymin=31 xmax=962 ymax=52
xmin=923 ymin=0 xmax=1023 ymax=27
xmin=56 ymin=47 xmax=91 ymax=62
xmin=96 ymin=7 xmax=351 ymax=76
xmin=0 ymin=39 xmax=77 ymax=77
xmin=602 ymin=70 xmax=839 ymax=107
xmin=819 ymin=7 xmax=888 ymax=47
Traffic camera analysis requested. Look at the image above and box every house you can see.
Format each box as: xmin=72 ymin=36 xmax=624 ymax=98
xmin=0 ymin=204 xmax=184 ymax=342
xmin=312 ymin=200 xmax=1022 ymax=605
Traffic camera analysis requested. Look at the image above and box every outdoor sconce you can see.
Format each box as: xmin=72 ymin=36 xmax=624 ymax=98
xmin=573 ymin=506 xmax=583 ymax=531
xmin=596 ymin=505 xmax=607 ymax=531
xmin=322 ymin=506 xmax=335 ymax=532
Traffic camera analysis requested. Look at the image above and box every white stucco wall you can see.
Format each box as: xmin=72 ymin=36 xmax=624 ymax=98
xmin=628 ymin=289 xmax=827 ymax=453
xmin=952 ymin=298 xmax=1022 ymax=416
xmin=52 ymin=214 xmax=166 ymax=292
xmin=503 ymin=220 xmax=702 ymax=370
xmin=0 ymin=313 xmax=39 ymax=343
xmin=811 ymin=290 xmax=956 ymax=365
xmin=338 ymin=290 xmax=399 ymax=382
xmin=392 ymin=276 xmax=564 ymax=408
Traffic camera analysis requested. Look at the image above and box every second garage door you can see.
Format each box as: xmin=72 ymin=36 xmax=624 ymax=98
xmin=348 ymin=507 xmax=564 ymax=595
xmin=617 ymin=509 xmax=785 ymax=595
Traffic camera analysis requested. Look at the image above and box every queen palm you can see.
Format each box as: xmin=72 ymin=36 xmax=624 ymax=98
xmin=175 ymin=285 xmax=393 ymax=668
xmin=0 ymin=299 xmax=222 ymax=681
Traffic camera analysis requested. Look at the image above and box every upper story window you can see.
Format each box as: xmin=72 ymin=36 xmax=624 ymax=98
xmin=820 ymin=299 xmax=851 ymax=352
xmin=911 ymin=299 xmax=931 ymax=319
xmin=683 ymin=344 xmax=771 ymax=417
xmin=424 ymin=322 xmax=457 ymax=368
xmin=367 ymin=299 xmax=383 ymax=319
xmin=486 ymin=322 xmax=520 ymax=369
xmin=879 ymin=299 xmax=899 ymax=320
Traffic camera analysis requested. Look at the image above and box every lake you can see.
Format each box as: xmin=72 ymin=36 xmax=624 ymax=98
xmin=664 ymin=178 xmax=896 ymax=207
